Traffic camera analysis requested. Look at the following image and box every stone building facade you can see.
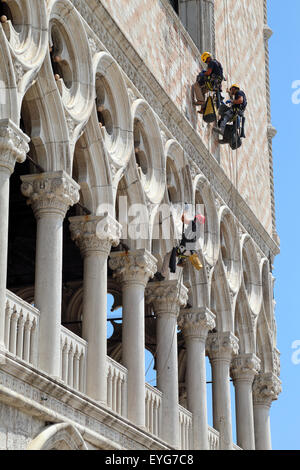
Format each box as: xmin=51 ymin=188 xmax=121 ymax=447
xmin=0 ymin=0 xmax=280 ymax=450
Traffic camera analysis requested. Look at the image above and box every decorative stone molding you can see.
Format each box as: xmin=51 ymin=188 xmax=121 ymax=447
xmin=0 ymin=119 xmax=30 ymax=174
xmin=69 ymin=214 xmax=122 ymax=257
xmin=230 ymin=353 xmax=261 ymax=382
xmin=21 ymin=171 xmax=80 ymax=219
xmin=252 ymin=372 xmax=282 ymax=406
xmin=272 ymin=347 xmax=281 ymax=377
xmin=267 ymin=124 xmax=277 ymax=140
xmin=178 ymin=307 xmax=215 ymax=341
xmin=109 ymin=249 xmax=157 ymax=287
xmin=27 ymin=423 xmax=88 ymax=450
xmin=263 ymin=24 xmax=273 ymax=41
xmin=145 ymin=279 xmax=188 ymax=316
xmin=206 ymin=331 xmax=239 ymax=361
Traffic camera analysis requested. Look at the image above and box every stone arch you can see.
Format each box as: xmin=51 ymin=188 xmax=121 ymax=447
xmin=194 ymin=175 xmax=219 ymax=266
xmin=210 ymin=260 xmax=233 ymax=332
xmin=95 ymin=51 xmax=133 ymax=171
xmin=72 ymin=115 xmax=114 ymax=214
xmin=49 ymin=0 xmax=94 ymax=133
xmin=260 ymin=258 xmax=273 ymax=329
xmin=131 ymin=98 xmax=165 ymax=205
xmin=219 ymin=206 xmax=241 ymax=294
xmin=27 ymin=423 xmax=88 ymax=450
xmin=0 ymin=0 xmax=48 ymax=119
xmin=256 ymin=309 xmax=274 ymax=374
xmin=234 ymin=287 xmax=255 ymax=354
xmin=240 ymin=234 xmax=262 ymax=316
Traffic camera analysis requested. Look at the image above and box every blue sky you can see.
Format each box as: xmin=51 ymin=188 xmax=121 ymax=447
xmin=106 ymin=1 xmax=300 ymax=450
xmin=267 ymin=0 xmax=300 ymax=450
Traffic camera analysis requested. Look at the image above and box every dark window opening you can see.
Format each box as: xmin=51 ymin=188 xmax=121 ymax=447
xmin=169 ymin=0 xmax=179 ymax=14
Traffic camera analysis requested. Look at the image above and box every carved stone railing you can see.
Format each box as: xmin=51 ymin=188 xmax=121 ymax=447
xmin=233 ymin=443 xmax=242 ymax=450
xmin=145 ymin=383 xmax=162 ymax=438
xmin=178 ymin=405 xmax=193 ymax=450
xmin=208 ymin=425 xmax=220 ymax=450
xmin=60 ymin=326 xmax=87 ymax=393
xmin=106 ymin=356 xmax=127 ymax=418
xmin=4 ymin=290 xmax=39 ymax=366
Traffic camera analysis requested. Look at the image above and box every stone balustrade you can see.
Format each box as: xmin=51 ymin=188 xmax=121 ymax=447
xmin=60 ymin=326 xmax=87 ymax=393
xmin=178 ymin=405 xmax=193 ymax=450
xmin=145 ymin=383 xmax=162 ymax=438
xmin=106 ymin=356 xmax=128 ymax=417
xmin=208 ymin=426 xmax=220 ymax=450
xmin=4 ymin=290 xmax=39 ymax=366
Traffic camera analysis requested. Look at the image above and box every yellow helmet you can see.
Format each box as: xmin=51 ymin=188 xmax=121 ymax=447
xmin=201 ymin=51 xmax=211 ymax=63
xmin=230 ymin=83 xmax=240 ymax=90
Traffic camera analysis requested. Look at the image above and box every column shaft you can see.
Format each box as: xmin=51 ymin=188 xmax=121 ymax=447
xmin=146 ymin=280 xmax=188 ymax=448
xmin=186 ymin=337 xmax=208 ymax=449
xmin=235 ymin=380 xmax=255 ymax=449
xmin=21 ymin=171 xmax=79 ymax=378
xmin=109 ymin=249 xmax=157 ymax=429
xmin=82 ymin=252 xmax=108 ymax=402
xmin=253 ymin=403 xmax=271 ymax=450
xmin=35 ymin=212 xmax=63 ymax=376
xmin=252 ymin=372 xmax=281 ymax=450
xmin=156 ymin=310 xmax=179 ymax=445
xmin=207 ymin=331 xmax=239 ymax=450
xmin=231 ymin=354 xmax=260 ymax=450
xmin=123 ymin=281 xmax=146 ymax=425
xmin=211 ymin=357 xmax=232 ymax=449
xmin=0 ymin=120 xmax=29 ymax=350
xmin=0 ymin=170 xmax=10 ymax=348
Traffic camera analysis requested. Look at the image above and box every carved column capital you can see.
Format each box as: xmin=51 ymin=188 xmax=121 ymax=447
xmin=145 ymin=279 xmax=188 ymax=317
xmin=231 ymin=353 xmax=261 ymax=383
xmin=253 ymin=372 xmax=282 ymax=407
xmin=178 ymin=307 xmax=215 ymax=341
xmin=21 ymin=171 xmax=80 ymax=219
xmin=69 ymin=214 xmax=122 ymax=257
xmin=109 ymin=249 xmax=157 ymax=287
xmin=0 ymin=119 xmax=29 ymax=174
xmin=207 ymin=331 xmax=239 ymax=362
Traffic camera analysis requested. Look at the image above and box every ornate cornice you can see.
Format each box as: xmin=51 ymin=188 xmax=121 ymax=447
xmin=21 ymin=171 xmax=80 ymax=219
xmin=230 ymin=353 xmax=261 ymax=382
xmin=206 ymin=331 xmax=239 ymax=361
xmin=69 ymin=214 xmax=122 ymax=257
xmin=252 ymin=372 xmax=282 ymax=406
xmin=109 ymin=249 xmax=157 ymax=287
xmin=178 ymin=307 xmax=215 ymax=340
xmin=145 ymin=279 xmax=188 ymax=316
xmin=0 ymin=119 xmax=30 ymax=174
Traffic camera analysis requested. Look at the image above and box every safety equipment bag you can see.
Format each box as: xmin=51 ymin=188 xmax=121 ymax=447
xmin=203 ymin=95 xmax=217 ymax=123
xmin=189 ymin=253 xmax=203 ymax=271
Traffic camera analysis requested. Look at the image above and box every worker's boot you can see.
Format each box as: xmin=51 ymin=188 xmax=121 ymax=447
xmin=213 ymin=126 xmax=224 ymax=136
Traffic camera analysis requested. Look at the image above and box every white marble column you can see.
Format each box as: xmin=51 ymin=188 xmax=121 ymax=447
xmin=178 ymin=307 xmax=215 ymax=450
xmin=109 ymin=249 xmax=157 ymax=428
xmin=21 ymin=171 xmax=79 ymax=377
xmin=146 ymin=280 xmax=188 ymax=448
xmin=207 ymin=331 xmax=239 ymax=450
xmin=230 ymin=353 xmax=261 ymax=450
xmin=69 ymin=214 xmax=121 ymax=404
xmin=252 ymin=372 xmax=281 ymax=450
xmin=0 ymin=120 xmax=29 ymax=350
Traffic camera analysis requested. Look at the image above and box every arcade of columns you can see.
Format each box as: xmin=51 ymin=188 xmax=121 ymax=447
xmin=0 ymin=0 xmax=280 ymax=451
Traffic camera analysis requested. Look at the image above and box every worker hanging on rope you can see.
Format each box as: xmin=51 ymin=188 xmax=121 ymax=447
xmin=213 ymin=84 xmax=247 ymax=141
xmin=192 ymin=51 xmax=225 ymax=115
xmin=154 ymin=207 xmax=205 ymax=281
